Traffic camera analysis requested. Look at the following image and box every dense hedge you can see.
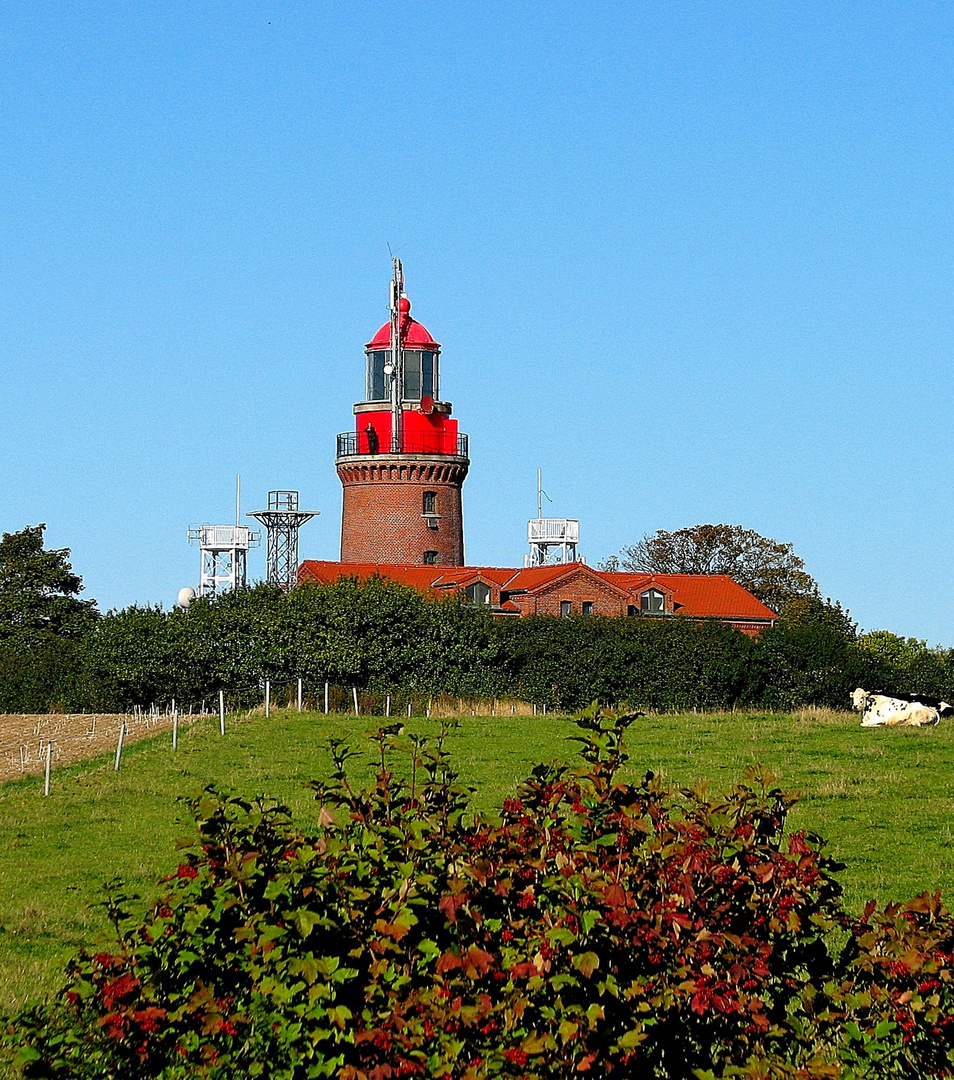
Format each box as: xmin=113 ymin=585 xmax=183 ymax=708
xmin=6 ymin=709 xmax=954 ymax=1078
xmin=1 ymin=577 xmax=951 ymax=714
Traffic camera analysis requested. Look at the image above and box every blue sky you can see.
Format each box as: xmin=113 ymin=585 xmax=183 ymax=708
xmin=1 ymin=1 xmax=952 ymax=642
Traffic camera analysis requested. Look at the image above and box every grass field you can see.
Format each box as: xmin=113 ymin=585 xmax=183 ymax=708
xmin=1 ymin=706 xmax=953 ymax=1016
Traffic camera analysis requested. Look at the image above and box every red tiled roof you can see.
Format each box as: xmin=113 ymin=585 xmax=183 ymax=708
xmin=499 ymin=563 xmax=635 ymax=599
xmin=297 ymin=561 xmax=777 ymax=622
xmin=602 ymin=572 xmax=777 ymax=620
xmin=495 ymin=564 xmax=575 ymax=591
xmin=299 ymin=561 xmax=446 ymax=593
xmin=431 ymin=567 xmax=515 ymax=589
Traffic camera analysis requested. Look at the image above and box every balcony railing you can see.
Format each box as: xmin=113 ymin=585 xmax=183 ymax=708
xmin=336 ymin=431 xmax=469 ymax=459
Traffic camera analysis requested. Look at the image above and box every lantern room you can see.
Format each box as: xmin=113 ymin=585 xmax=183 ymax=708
xmin=338 ymin=289 xmax=466 ymax=460
xmin=364 ymin=298 xmax=441 ymax=403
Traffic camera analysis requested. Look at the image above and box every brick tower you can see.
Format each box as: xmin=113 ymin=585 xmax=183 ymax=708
xmin=336 ymin=261 xmax=469 ymax=566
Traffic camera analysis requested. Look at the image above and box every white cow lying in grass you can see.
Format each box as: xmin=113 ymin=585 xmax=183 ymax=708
xmin=850 ymin=688 xmax=952 ymax=727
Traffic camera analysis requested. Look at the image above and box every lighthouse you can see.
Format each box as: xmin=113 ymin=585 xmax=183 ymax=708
xmin=336 ymin=261 xmax=469 ymax=566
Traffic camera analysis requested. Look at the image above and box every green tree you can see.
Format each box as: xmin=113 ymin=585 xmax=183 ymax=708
xmin=0 ymin=524 xmax=98 ymax=646
xmin=855 ymin=630 xmax=954 ymax=701
xmin=602 ymin=523 xmax=819 ymax=616
xmin=778 ymin=593 xmax=858 ymax=639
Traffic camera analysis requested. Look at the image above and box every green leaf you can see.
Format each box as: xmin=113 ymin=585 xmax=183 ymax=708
xmin=574 ymin=951 xmax=600 ymax=978
xmin=290 ymin=909 xmax=321 ymax=939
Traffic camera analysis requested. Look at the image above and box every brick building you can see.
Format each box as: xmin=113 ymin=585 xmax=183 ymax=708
xmin=298 ymin=559 xmax=778 ymax=636
xmin=314 ymin=265 xmax=777 ymax=635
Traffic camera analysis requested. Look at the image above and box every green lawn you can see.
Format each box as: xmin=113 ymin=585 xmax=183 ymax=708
xmin=1 ymin=707 xmax=953 ymax=1015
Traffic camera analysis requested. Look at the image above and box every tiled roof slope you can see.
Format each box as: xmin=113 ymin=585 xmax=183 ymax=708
xmin=601 ymin=573 xmax=777 ymax=620
xmin=298 ymin=561 xmax=777 ymax=624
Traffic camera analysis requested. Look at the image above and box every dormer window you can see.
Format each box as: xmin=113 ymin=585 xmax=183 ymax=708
xmin=465 ymin=582 xmax=492 ymax=606
xmin=640 ymin=588 xmax=665 ymax=613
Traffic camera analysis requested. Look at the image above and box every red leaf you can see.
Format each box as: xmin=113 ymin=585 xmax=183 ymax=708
xmin=603 ymin=884 xmax=627 ymax=908
xmin=436 ymin=951 xmax=462 ymax=974
xmin=463 ymin=946 xmax=495 ymax=979
xmin=438 ymin=893 xmax=467 ymax=925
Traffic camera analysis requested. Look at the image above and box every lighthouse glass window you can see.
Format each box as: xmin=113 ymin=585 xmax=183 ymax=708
xmin=367 ymin=351 xmax=390 ymax=401
xmin=402 ymin=351 xmax=436 ymax=400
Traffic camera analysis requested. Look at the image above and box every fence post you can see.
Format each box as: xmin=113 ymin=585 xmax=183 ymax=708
xmin=114 ymin=720 xmax=125 ymax=771
xmin=43 ymin=741 xmax=52 ymax=797
xmin=219 ymin=690 xmax=225 ymax=735
xmin=265 ymin=680 xmax=271 ymax=719
xmin=324 ymin=681 xmax=329 ymax=715
xmin=172 ymin=704 xmax=179 ymax=751
xmin=298 ymin=678 xmax=303 ymax=713
xmin=352 ymin=687 xmax=359 ymax=716
xmin=407 ymin=702 xmax=412 ymax=718
xmin=385 ymin=694 xmax=391 ymax=718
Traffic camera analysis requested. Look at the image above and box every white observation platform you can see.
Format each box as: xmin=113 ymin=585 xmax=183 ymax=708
xmin=525 ymin=518 xmax=580 ymax=566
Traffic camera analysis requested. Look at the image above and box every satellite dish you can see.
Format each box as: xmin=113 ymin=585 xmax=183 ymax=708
xmin=420 ymin=395 xmax=435 ymax=415
xmin=177 ymin=586 xmax=196 ymax=609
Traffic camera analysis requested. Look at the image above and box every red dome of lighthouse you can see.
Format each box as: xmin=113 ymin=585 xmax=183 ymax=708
xmin=365 ymin=296 xmax=441 ymax=349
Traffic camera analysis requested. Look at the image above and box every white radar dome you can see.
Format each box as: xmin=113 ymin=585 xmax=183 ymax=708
xmin=177 ymin=586 xmax=196 ymax=609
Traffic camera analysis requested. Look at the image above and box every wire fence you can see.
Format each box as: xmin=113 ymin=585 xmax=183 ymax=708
xmin=0 ymin=683 xmax=555 ymax=792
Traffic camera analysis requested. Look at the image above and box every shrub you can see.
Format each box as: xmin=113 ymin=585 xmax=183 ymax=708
xmin=6 ymin=709 xmax=954 ymax=1078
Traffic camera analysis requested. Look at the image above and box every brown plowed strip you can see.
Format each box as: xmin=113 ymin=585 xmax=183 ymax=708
xmin=0 ymin=712 xmax=207 ymax=783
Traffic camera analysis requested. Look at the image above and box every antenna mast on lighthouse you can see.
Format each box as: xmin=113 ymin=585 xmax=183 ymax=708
xmin=389 ymin=258 xmax=405 ymax=453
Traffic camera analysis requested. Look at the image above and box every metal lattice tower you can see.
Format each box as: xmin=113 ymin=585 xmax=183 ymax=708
xmin=249 ymin=491 xmax=320 ymax=590
xmin=188 ymin=524 xmax=261 ymax=597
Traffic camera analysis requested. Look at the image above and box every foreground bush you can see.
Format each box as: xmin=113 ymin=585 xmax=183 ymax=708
xmin=5 ymin=708 xmax=954 ymax=1078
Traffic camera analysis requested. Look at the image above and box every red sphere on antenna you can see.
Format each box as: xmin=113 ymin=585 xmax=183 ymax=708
xmin=365 ymin=295 xmax=440 ymax=349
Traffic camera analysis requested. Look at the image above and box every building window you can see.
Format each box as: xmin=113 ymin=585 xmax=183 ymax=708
xmin=465 ymin=582 xmax=492 ymax=606
xmin=560 ymin=600 xmax=572 ymax=618
xmin=640 ymin=588 xmax=665 ymax=613
xmin=423 ymin=550 xmax=438 ymax=566
xmin=423 ymin=491 xmax=436 ymax=515
xmin=581 ymin=601 xmax=593 ymax=615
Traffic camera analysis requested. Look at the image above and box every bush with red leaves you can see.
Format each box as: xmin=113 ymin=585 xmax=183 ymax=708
xmin=4 ymin=706 xmax=954 ymax=1079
